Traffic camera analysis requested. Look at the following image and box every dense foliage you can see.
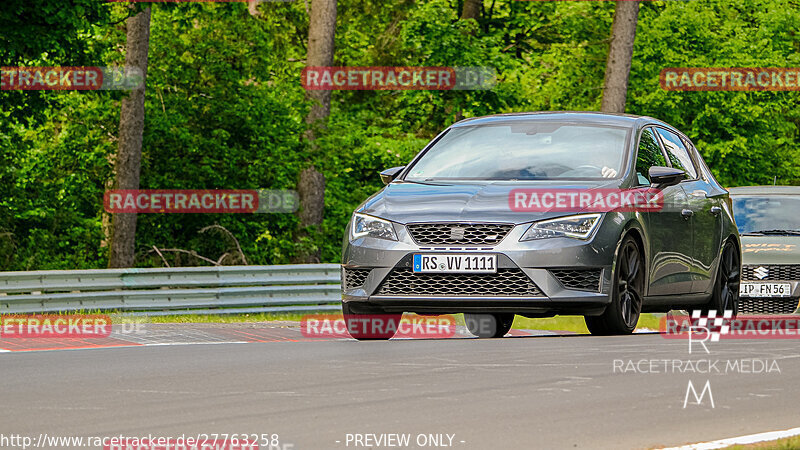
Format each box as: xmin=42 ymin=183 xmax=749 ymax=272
xmin=1 ymin=0 xmax=799 ymax=270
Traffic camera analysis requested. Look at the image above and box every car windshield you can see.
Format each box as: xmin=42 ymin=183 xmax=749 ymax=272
xmin=732 ymin=195 xmax=800 ymax=234
xmin=404 ymin=122 xmax=630 ymax=181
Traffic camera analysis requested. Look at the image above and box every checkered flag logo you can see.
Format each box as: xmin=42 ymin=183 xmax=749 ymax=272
xmin=691 ymin=310 xmax=733 ymax=341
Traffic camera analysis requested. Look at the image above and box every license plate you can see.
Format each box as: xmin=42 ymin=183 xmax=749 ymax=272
xmin=412 ymin=254 xmax=497 ymax=273
xmin=740 ymin=282 xmax=792 ymax=298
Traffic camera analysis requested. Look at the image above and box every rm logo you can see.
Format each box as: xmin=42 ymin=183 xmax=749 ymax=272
xmin=684 ymin=380 xmax=714 ymax=408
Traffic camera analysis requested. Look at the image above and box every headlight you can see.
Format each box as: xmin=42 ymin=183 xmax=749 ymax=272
xmin=520 ymin=213 xmax=602 ymax=241
xmin=351 ymin=213 xmax=398 ymax=241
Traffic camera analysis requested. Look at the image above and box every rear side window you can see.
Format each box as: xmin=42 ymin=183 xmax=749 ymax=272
xmin=656 ymin=128 xmax=697 ymax=179
xmin=635 ymin=128 xmax=667 ymax=185
xmin=684 ymin=137 xmax=717 ymax=184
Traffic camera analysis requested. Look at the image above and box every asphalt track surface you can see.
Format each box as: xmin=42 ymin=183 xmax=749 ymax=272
xmin=1 ymin=323 xmax=799 ymax=450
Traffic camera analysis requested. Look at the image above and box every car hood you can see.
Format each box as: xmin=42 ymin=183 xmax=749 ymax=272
xmin=741 ymin=235 xmax=800 ymax=265
xmin=358 ymin=179 xmax=622 ymax=224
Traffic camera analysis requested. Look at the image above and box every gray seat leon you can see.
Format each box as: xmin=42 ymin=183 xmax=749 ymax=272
xmin=341 ymin=112 xmax=741 ymax=339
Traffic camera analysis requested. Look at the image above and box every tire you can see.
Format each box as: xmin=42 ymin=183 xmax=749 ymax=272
xmin=464 ymin=313 xmax=514 ymax=338
xmin=698 ymin=240 xmax=740 ymax=317
xmin=342 ymin=302 xmax=401 ymax=340
xmin=584 ymin=235 xmax=645 ymax=336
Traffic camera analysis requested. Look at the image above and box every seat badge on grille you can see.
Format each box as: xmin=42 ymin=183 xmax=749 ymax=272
xmin=754 ymin=266 xmax=769 ymax=280
xmin=449 ymin=226 xmax=466 ymax=241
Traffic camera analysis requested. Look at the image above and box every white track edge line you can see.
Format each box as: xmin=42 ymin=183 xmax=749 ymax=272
xmin=142 ymin=341 xmax=250 ymax=347
xmin=661 ymin=426 xmax=800 ymax=450
xmin=0 ymin=341 xmax=257 ymax=354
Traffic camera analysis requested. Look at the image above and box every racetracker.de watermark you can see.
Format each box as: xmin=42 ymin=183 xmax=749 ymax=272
xmin=516 ymin=0 xmax=667 ymax=2
xmin=107 ymin=0 xmax=293 ymax=2
xmin=509 ymin=188 xmax=664 ymax=213
xmin=661 ymin=312 xmax=800 ymax=340
xmin=301 ymin=314 xmax=456 ymax=339
xmin=1 ymin=67 xmax=143 ymax=91
xmin=660 ymin=67 xmax=800 ymax=91
xmin=302 ymin=66 xmax=496 ymax=91
xmin=104 ymin=189 xmax=298 ymax=214
xmin=0 ymin=315 xmax=113 ymax=338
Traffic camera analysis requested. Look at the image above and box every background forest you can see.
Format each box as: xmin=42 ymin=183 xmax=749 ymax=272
xmin=1 ymin=0 xmax=799 ymax=270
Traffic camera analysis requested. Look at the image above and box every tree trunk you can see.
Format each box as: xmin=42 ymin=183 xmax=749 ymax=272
xmin=108 ymin=7 xmax=151 ymax=268
xmin=600 ymin=0 xmax=640 ymax=113
xmin=298 ymin=166 xmax=326 ymax=228
xmin=248 ymin=0 xmax=261 ymax=17
xmin=305 ymin=0 xmax=337 ymax=126
xmin=295 ymin=0 xmax=337 ymax=263
xmin=461 ymin=0 xmax=481 ymax=20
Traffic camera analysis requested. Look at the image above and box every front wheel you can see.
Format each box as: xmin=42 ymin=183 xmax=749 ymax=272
xmin=464 ymin=313 xmax=514 ymax=338
xmin=585 ymin=235 xmax=645 ymax=335
xmin=342 ymin=302 xmax=401 ymax=340
xmin=699 ymin=240 xmax=740 ymax=317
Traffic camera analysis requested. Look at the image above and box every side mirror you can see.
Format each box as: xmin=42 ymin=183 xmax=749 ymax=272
xmin=380 ymin=166 xmax=405 ymax=185
xmin=649 ymin=166 xmax=685 ymax=188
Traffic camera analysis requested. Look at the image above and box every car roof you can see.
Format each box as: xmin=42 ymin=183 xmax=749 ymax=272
xmin=451 ymin=111 xmax=666 ymax=129
xmin=728 ymin=185 xmax=800 ymax=196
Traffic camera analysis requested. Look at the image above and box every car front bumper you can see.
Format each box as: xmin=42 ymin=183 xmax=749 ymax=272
xmin=341 ymin=215 xmax=627 ymax=316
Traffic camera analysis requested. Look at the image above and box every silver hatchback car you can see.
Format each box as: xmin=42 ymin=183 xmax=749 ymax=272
xmin=341 ymin=112 xmax=740 ymax=339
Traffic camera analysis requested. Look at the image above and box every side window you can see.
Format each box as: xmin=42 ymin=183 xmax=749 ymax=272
xmin=685 ymin=137 xmax=719 ymax=185
xmin=656 ymin=128 xmax=698 ymax=179
xmin=635 ymin=128 xmax=667 ymax=185
xmin=682 ymin=136 xmax=709 ymax=182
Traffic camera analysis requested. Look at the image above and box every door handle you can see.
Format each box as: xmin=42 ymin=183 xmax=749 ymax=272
xmin=690 ymin=190 xmax=707 ymax=198
xmin=710 ymin=206 xmax=722 ymax=216
xmin=681 ymin=209 xmax=694 ymax=219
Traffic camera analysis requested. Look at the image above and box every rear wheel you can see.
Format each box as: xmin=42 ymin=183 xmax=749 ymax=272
xmin=699 ymin=240 xmax=739 ymax=317
xmin=464 ymin=313 xmax=514 ymax=338
xmin=342 ymin=302 xmax=401 ymax=340
xmin=585 ymin=235 xmax=644 ymax=335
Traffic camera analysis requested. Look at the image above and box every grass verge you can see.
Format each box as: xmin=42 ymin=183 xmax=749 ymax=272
xmin=727 ymin=435 xmax=800 ymax=449
xmin=141 ymin=312 xmax=663 ymax=333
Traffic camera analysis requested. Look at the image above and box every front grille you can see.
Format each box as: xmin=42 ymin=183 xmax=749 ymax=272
xmin=743 ymin=265 xmax=800 ymax=281
xmin=550 ymin=269 xmax=602 ymax=292
xmin=376 ymin=268 xmax=542 ymax=297
xmin=739 ymin=298 xmax=799 ymax=315
xmin=406 ymin=223 xmax=514 ymax=246
xmin=343 ymin=268 xmax=371 ymax=289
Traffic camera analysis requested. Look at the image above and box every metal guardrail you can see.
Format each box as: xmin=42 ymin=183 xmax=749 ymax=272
xmin=0 ymin=264 xmax=343 ymax=315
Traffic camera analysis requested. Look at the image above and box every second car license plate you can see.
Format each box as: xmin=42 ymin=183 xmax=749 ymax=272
xmin=413 ymin=254 xmax=497 ymax=273
xmin=740 ymin=282 xmax=792 ymax=298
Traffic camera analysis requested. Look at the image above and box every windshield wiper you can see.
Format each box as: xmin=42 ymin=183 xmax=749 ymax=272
xmin=743 ymin=229 xmax=800 ymax=236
